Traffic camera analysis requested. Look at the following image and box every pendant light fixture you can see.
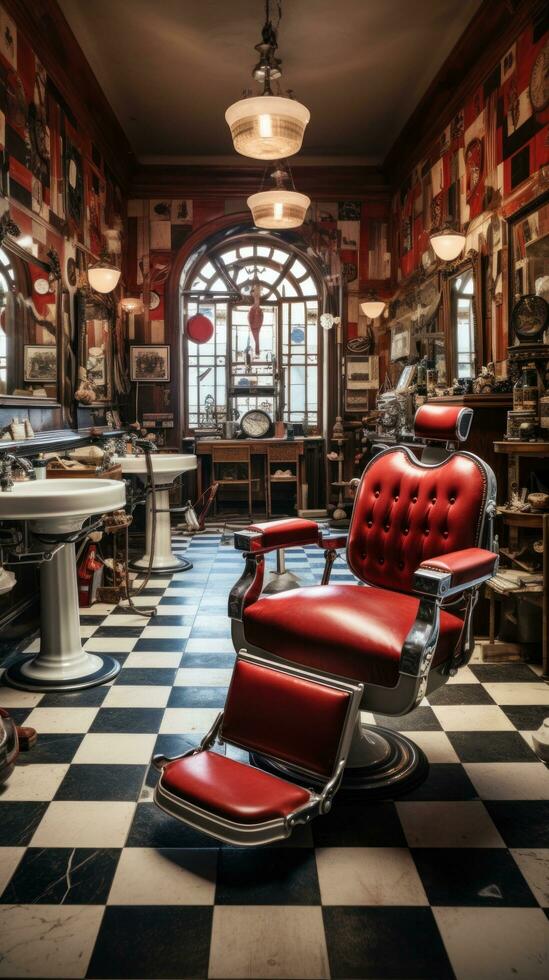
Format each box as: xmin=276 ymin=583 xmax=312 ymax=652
xmin=88 ymin=248 xmax=121 ymax=294
xmin=225 ymin=1 xmax=310 ymax=160
xmin=360 ymin=291 xmax=386 ymax=320
xmin=430 ymin=221 xmax=466 ymax=262
xmin=248 ymin=164 xmax=310 ymax=229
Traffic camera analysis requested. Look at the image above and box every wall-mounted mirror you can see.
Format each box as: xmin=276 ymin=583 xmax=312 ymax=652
xmin=0 ymin=241 xmax=60 ymax=404
xmin=76 ymin=287 xmax=114 ymax=405
xmin=445 ymin=252 xmax=483 ymax=381
xmin=509 ymin=193 xmax=549 ymax=329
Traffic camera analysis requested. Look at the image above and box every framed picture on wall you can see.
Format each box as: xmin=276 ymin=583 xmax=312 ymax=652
xmin=24 ymin=345 xmax=57 ymax=382
xmin=345 ymin=355 xmax=379 ymax=389
xmin=391 ymin=325 xmax=411 ymax=361
xmin=130 ymin=344 xmax=170 ymax=382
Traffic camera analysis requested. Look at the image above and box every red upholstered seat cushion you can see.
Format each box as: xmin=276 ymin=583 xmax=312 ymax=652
xmin=243 ymin=584 xmax=464 ymax=688
xmin=161 ymin=751 xmax=311 ymax=824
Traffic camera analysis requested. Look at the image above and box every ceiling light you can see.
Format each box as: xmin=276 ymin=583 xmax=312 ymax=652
xmin=225 ymin=0 xmax=310 ymax=160
xmin=360 ymin=294 xmax=386 ymax=319
xmin=248 ymin=165 xmax=310 ymax=229
xmin=88 ymin=251 xmax=121 ymax=293
xmin=430 ymin=223 xmax=466 ymax=262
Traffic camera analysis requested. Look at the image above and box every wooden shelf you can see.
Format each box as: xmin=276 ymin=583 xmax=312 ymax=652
xmin=494 ymin=441 xmax=549 ymax=456
xmin=496 ymin=508 xmax=545 ymax=528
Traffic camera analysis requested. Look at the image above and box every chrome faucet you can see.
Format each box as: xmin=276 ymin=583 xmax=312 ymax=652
xmin=0 ymin=454 xmax=35 ymax=492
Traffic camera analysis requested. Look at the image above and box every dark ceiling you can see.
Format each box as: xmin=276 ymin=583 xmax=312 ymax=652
xmin=58 ymin=0 xmax=481 ymax=164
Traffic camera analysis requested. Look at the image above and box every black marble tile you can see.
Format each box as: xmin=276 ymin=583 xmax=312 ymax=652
xmin=40 ymin=687 xmax=109 ymax=708
xmin=180 ymin=653 xmax=235 ymax=669
xmin=133 ymin=639 xmax=187 ymax=654
xmin=15 ymin=734 xmax=84 ymax=765
xmin=448 ymin=730 xmax=539 ymax=763
xmin=323 ymin=906 xmax=454 ymax=979
xmin=151 ymin=615 xmax=195 ymax=627
xmin=402 ymin=763 xmax=477 ymax=801
xmin=54 ymin=764 xmax=146 ymax=801
xmin=501 ymin=705 xmax=549 ymax=730
xmin=167 ymin=686 xmax=227 ymax=708
xmin=113 ymin=667 xmax=177 ymax=685
xmin=92 ymin=626 xmax=145 ymax=638
xmin=484 ymin=802 xmax=549 ymax=847
xmin=90 ymin=708 xmax=165 ymax=734
xmin=215 ymin=847 xmax=320 ymax=905
xmin=126 ymin=802 xmax=215 ymax=848
xmin=312 ymin=801 xmax=406 ymax=847
xmin=87 ymin=905 xmax=213 ymax=979
xmin=2 ymin=708 xmax=31 ymax=725
xmin=189 ymin=623 xmax=232 ymax=638
xmin=374 ymin=707 xmax=442 ymax=731
xmin=412 ymin=847 xmax=537 ymax=906
xmin=0 ymin=802 xmax=49 ymax=845
xmin=470 ymin=663 xmax=541 ymax=682
xmin=427 ymin=683 xmax=495 ymax=705
xmin=159 ymin=595 xmax=200 ymax=606
xmin=0 ymin=847 xmax=120 ymax=904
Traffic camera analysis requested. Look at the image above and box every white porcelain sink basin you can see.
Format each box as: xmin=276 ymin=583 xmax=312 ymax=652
xmin=115 ymin=453 xmax=197 ymax=485
xmin=0 ymin=477 xmax=126 ymax=524
xmin=2 ymin=476 xmax=127 ymax=694
xmin=115 ymin=453 xmax=197 ymax=573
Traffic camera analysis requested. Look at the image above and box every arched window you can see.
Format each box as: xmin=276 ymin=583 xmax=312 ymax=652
xmin=181 ymin=234 xmax=321 ymax=431
xmin=0 ymin=247 xmax=16 ymax=394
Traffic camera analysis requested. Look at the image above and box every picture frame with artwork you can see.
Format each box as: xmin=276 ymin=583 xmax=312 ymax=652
xmin=130 ymin=345 xmax=170 ymax=382
xmin=24 ymin=344 xmax=57 ymax=383
xmin=391 ymin=325 xmax=411 ymax=362
xmin=345 ymin=355 xmax=379 ymax=390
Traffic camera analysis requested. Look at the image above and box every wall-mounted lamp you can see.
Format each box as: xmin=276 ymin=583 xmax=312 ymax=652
xmin=120 ymin=296 xmax=144 ymax=314
xmin=88 ymin=249 xmax=121 ymax=294
xmin=429 ymin=222 xmax=466 ymax=262
xmin=360 ymin=292 xmax=386 ymax=320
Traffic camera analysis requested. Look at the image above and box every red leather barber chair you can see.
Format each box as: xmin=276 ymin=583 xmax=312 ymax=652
xmin=229 ymin=404 xmax=498 ymax=796
xmin=153 ymin=653 xmax=362 ymax=845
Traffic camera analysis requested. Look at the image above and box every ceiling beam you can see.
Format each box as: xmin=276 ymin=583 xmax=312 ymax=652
xmin=383 ymin=0 xmax=548 ymax=188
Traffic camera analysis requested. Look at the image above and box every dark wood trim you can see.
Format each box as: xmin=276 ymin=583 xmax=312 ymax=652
xmin=130 ymin=164 xmax=390 ymax=201
xmin=384 ymin=0 xmax=548 ymax=186
xmin=3 ymin=0 xmax=135 ymax=189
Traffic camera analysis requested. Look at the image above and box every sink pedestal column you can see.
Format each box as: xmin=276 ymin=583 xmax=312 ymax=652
xmin=129 ymin=488 xmax=193 ymax=574
xmin=5 ymin=539 xmax=121 ymax=692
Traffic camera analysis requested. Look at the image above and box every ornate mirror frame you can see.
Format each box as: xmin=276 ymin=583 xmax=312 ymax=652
xmin=441 ymin=248 xmax=484 ymax=382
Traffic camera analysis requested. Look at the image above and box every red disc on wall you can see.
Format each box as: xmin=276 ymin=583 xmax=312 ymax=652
xmin=187 ymin=313 xmax=214 ymax=344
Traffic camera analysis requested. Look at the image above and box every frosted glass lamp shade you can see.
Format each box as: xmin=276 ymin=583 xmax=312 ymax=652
xmin=320 ymin=313 xmax=335 ymax=330
xmin=226 ymin=96 xmax=310 ymax=159
xmin=248 ymin=189 xmax=310 ymax=229
xmin=430 ymin=228 xmax=466 ymax=262
xmin=88 ymin=260 xmax=121 ymax=294
xmin=360 ymin=300 xmax=386 ymax=319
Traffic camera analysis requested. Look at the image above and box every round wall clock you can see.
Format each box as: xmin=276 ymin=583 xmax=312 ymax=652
xmin=511 ymin=294 xmax=549 ymax=343
xmin=240 ymin=409 xmax=272 ymax=439
xmin=529 ymin=39 xmax=549 ymax=113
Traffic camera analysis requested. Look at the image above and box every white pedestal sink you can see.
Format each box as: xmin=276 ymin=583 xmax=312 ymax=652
xmin=116 ymin=453 xmax=197 ymax=573
xmin=1 ymin=477 xmax=126 ymax=692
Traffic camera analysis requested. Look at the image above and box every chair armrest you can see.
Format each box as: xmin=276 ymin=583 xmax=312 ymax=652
xmin=413 ymin=547 xmax=499 ymax=600
xmin=318 ymin=529 xmax=348 ymax=550
xmin=234 ymin=518 xmax=320 ymax=554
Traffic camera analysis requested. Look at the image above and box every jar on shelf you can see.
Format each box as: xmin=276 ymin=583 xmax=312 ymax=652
xmin=513 ymin=366 xmax=538 ymax=413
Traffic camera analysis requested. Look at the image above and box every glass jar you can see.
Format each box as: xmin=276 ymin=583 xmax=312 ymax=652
xmin=513 ymin=366 xmax=538 ymax=413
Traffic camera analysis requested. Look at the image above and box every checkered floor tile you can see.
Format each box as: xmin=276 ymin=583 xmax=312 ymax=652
xmin=0 ymin=531 xmax=548 ymax=979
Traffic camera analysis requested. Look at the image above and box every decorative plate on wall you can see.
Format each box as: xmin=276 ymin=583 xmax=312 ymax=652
xmin=529 ymin=39 xmax=549 ymax=113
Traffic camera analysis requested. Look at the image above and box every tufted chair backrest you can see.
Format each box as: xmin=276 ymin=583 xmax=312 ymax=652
xmin=347 ymin=447 xmax=489 ymax=594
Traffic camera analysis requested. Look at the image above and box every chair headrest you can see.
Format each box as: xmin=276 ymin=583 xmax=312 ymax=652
xmin=414 ymin=404 xmax=473 ymax=443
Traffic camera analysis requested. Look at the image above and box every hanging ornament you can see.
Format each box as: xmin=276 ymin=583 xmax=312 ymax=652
xmin=187 ymin=313 xmax=214 ymax=344
xmin=248 ymin=275 xmax=264 ymax=355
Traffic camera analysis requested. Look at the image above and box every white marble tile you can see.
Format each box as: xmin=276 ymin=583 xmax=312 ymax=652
xmin=464 ymin=762 xmax=549 ymax=800
xmin=431 ymin=704 xmax=515 ymax=731
xmin=174 ymin=668 xmax=233 ymax=687
xmin=103 ymin=685 xmax=171 ymax=708
xmin=101 ymin=613 xmax=153 ymax=627
xmin=165 ymin=587 xmax=205 ymax=597
xmin=185 ymin=638 xmax=234 ymax=653
xmin=434 ymin=907 xmax=549 ymax=980
xmin=123 ymin=651 xmax=182 ymax=668
xmin=119 ymin=594 xmax=161 ymax=607
xmin=0 ymin=847 xmax=24 ymax=894
xmin=511 ymin=849 xmax=549 ymax=907
xmin=84 ymin=637 xmax=138 ymax=653
xmin=22 ymin=638 xmax=40 ymax=653
xmin=160 ymin=707 xmax=219 ymax=734
xmin=0 ymin=688 xmax=43 ymax=708
xmin=31 ymin=801 xmax=135 ymax=848
xmin=82 ymin=603 xmax=115 ymax=616
xmin=396 ymin=801 xmax=505 ymax=848
xmin=23 ymin=707 xmax=98 ymax=734
xmin=140 ymin=625 xmax=191 ymax=639
xmin=108 ymin=847 xmax=217 ymax=905
xmin=316 ymin=847 xmax=428 ymax=905
xmin=0 ymin=764 xmax=68 ymax=802
xmin=155 ymin=603 xmax=198 ymax=616
xmin=0 ymin=904 xmax=103 ymax=978
xmin=134 ymin=577 xmax=171 ymax=588
xmin=78 ymin=625 xmax=97 ymax=639
xmin=72 ymin=733 xmax=156 ymax=764
xmin=406 ymin=731 xmax=460 ymax=763
xmin=446 ymin=666 xmax=478 ymax=684
xmin=208 ymin=906 xmax=330 ymax=979
xmin=482 ymin=682 xmax=549 ymax=706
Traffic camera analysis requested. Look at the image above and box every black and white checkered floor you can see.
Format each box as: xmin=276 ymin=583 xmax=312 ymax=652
xmin=1 ymin=530 xmax=549 ymax=979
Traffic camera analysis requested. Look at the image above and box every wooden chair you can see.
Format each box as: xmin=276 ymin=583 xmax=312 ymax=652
xmin=266 ymin=443 xmax=300 ymax=516
xmin=212 ymin=444 xmax=252 ymax=517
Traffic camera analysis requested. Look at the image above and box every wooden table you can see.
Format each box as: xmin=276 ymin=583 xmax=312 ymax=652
xmin=195 ymin=437 xmax=325 ymax=516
